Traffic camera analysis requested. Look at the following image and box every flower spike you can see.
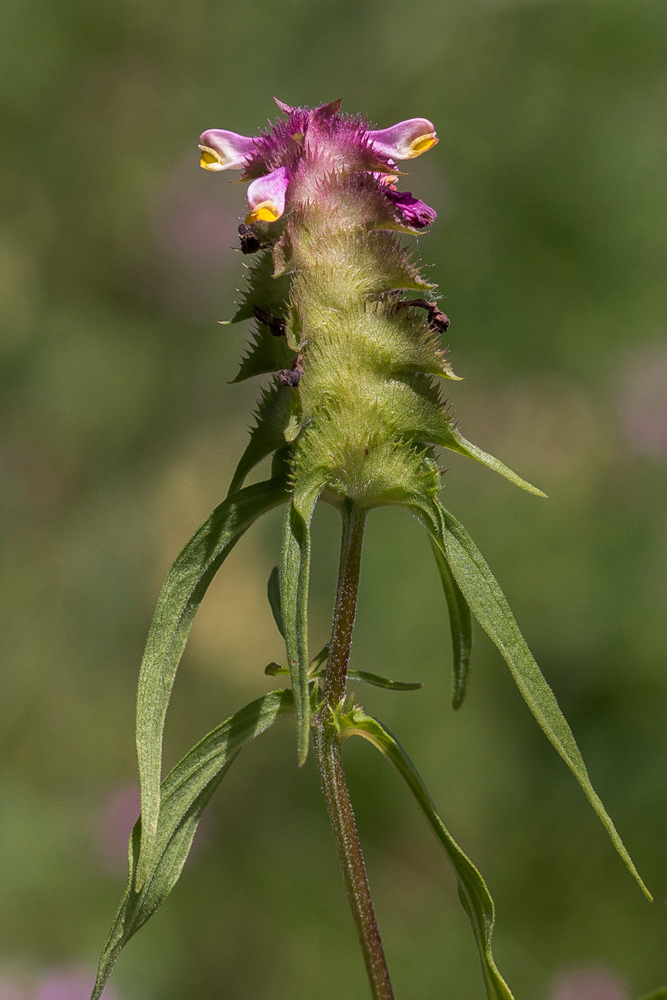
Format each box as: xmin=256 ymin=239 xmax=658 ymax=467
xmin=199 ymin=128 xmax=257 ymax=171
xmin=367 ymin=118 xmax=438 ymax=160
xmin=246 ymin=166 xmax=290 ymax=223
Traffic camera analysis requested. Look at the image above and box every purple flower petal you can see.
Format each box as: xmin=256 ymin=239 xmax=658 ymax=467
xmin=198 ymin=129 xmax=256 ymax=171
xmin=383 ymin=188 xmax=436 ymax=229
xmin=367 ymin=118 xmax=438 ymax=160
xmin=246 ymin=166 xmax=290 ymax=223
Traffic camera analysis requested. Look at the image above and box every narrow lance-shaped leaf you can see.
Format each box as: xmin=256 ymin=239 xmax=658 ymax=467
xmin=639 ymin=988 xmax=667 ymax=1000
xmin=231 ymin=323 xmax=297 ymax=383
xmin=267 ymin=565 xmax=284 ymax=637
xmin=348 ymin=670 xmax=423 ymax=691
xmin=92 ymin=689 xmax=294 ymax=1000
xmin=265 ymin=661 xmax=422 ymax=691
xmin=429 ymin=535 xmax=473 ymax=709
xmin=309 ymin=642 xmax=329 ymax=672
xmin=227 ymin=383 xmax=300 ymax=497
xmin=280 ymin=477 xmax=324 ymax=765
xmin=135 ymin=475 xmax=288 ymax=889
xmin=224 ymin=249 xmax=292 ymax=326
xmin=412 ymin=496 xmax=651 ymax=900
xmin=340 ymin=708 xmax=514 ymax=1000
xmin=264 ymin=642 xmax=329 ymax=679
xmin=437 ymin=424 xmax=547 ymax=498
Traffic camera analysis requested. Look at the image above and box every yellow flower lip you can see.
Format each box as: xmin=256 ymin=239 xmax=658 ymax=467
xmin=199 ymin=145 xmax=225 ymax=171
xmin=408 ymin=133 xmax=438 ymax=157
xmin=245 ymin=200 xmax=281 ymax=223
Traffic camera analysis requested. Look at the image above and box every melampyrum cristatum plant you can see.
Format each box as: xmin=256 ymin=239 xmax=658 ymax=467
xmin=91 ymin=99 xmax=652 ymax=1000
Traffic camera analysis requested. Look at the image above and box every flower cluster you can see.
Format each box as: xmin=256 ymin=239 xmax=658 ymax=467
xmin=199 ymin=99 xmax=438 ymax=231
xmin=200 ymin=99 xmax=538 ymax=519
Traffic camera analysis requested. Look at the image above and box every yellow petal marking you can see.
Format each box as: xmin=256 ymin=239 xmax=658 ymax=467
xmin=246 ymin=201 xmax=281 ymax=223
xmin=407 ymin=133 xmax=438 ymax=158
xmin=199 ymin=145 xmax=225 ymax=170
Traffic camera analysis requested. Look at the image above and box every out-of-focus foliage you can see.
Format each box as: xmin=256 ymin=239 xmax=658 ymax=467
xmin=1 ymin=1 xmax=666 ymax=998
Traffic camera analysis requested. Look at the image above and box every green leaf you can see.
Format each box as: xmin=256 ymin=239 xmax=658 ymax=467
xmin=135 ymin=475 xmax=289 ymax=889
xmin=231 ymin=324 xmax=297 ymax=383
xmin=264 ymin=660 xmax=422 ymax=692
xmin=264 ymin=643 xmax=329 ymax=679
xmin=225 ymin=249 xmax=292 ymax=326
xmin=228 ymin=384 xmax=301 ymax=496
xmin=438 ymin=425 xmax=547 ymax=498
xmin=310 ymin=643 xmax=330 ymax=672
xmin=639 ymin=988 xmax=667 ymax=1000
xmin=414 ymin=497 xmax=651 ymax=901
xmin=429 ymin=536 xmax=473 ymax=709
xmin=267 ymin=565 xmax=284 ymax=637
xmin=91 ymin=689 xmax=293 ymax=1000
xmin=280 ymin=478 xmax=324 ymax=765
xmin=347 ymin=670 xmax=423 ymax=691
xmin=340 ymin=709 xmax=514 ymax=1000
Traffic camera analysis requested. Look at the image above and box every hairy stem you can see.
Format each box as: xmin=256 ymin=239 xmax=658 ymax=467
xmin=324 ymin=500 xmax=367 ymax=707
xmin=315 ymin=500 xmax=395 ymax=1000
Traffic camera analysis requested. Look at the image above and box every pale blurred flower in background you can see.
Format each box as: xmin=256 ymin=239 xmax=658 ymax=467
xmin=0 ymin=969 xmax=118 ymax=1000
xmin=150 ymin=157 xmax=238 ymax=319
xmin=96 ymin=785 xmax=141 ymax=874
xmin=96 ymin=783 xmax=210 ymax=875
xmin=617 ymin=343 xmax=667 ymax=463
xmin=549 ymin=965 xmax=630 ymax=1000
xmin=0 ymin=977 xmax=26 ymax=1000
xmin=36 ymin=968 xmax=118 ymax=1000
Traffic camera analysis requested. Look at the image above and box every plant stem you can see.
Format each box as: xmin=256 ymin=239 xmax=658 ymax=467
xmin=324 ymin=499 xmax=367 ymax=706
xmin=315 ymin=500 xmax=395 ymax=1000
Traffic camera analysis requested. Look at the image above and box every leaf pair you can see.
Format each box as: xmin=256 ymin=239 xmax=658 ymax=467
xmin=265 ymin=657 xmax=423 ymax=692
xmin=91 ymin=689 xmax=294 ymax=1000
xmin=134 ymin=475 xmax=289 ymax=890
xmin=412 ymin=495 xmax=651 ymax=901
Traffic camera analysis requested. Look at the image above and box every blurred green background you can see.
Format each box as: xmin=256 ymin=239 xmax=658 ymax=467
xmin=1 ymin=0 xmax=666 ymax=997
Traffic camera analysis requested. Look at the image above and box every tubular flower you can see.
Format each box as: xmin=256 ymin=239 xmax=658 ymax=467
xmin=367 ymin=117 xmax=438 ymax=160
xmin=246 ymin=166 xmax=290 ymax=223
xmin=198 ymin=128 xmax=256 ymax=171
